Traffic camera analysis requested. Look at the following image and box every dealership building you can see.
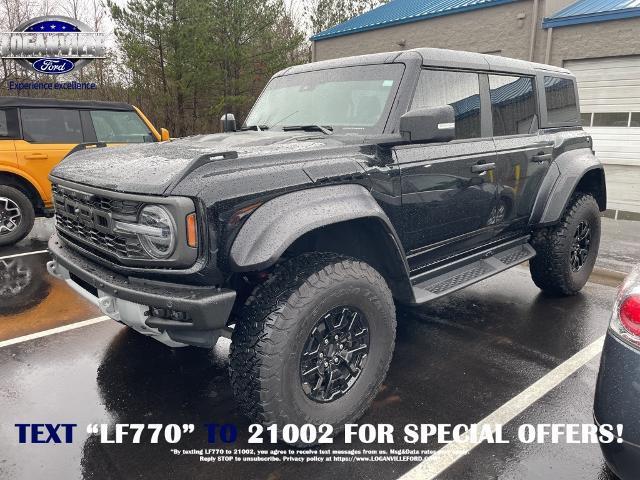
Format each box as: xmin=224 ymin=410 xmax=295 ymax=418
xmin=311 ymin=0 xmax=640 ymax=166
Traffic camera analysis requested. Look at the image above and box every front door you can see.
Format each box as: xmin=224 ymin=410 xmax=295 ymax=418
xmin=396 ymin=69 xmax=499 ymax=271
xmin=397 ymin=140 xmax=498 ymax=269
xmin=14 ymin=108 xmax=84 ymax=208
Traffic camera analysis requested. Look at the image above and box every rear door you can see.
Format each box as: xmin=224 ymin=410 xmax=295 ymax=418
xmin=14 ymin=108 xmax=84 ymax=207
xmin=0 ymin=108 xmax=19 ymax=169
xmin=490 ymin=74 xmax=552 ymax=233
xmin=395 ymin=69 xmax=499 ymax=271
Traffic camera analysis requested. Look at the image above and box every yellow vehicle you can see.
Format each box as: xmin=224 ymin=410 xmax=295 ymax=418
xmin=0 ymin=97 xmax=169 ymax=246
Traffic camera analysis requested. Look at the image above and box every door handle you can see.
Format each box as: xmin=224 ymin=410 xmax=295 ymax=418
xmin=471 ymin=162 xmax=496 ymax=173
xmin=24 ymin=153 xmax=49 ymax=160
xmin=531 ymin=153 xmax=552 ymax=163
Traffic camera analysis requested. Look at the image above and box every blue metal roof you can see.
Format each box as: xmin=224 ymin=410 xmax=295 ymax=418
xmin=310 ymin=0 xmax=521 ymax=41
xmin=543 ymin=0 xmax=640 ymax=28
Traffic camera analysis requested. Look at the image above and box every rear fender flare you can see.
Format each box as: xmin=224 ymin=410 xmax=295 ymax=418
xmin=530 ymin=148 xmax=605 ymax=226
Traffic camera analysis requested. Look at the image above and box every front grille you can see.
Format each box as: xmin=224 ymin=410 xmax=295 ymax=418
xmin=52 ymin=184 xmax=140 ymax=216
xmin=52 ymin=183 xmax=152 ymax=262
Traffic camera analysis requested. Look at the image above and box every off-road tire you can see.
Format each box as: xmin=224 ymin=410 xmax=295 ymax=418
xmin=229 ymin=253 xmax=396 ymax=432
xmin=529 ymin=193 xmax=601 ymax=295
xmin=0 ymin=185 xmax=35 ymax=247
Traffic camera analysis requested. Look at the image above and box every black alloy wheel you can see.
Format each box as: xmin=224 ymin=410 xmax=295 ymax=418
xmin=300 ymin=306 xmax=370 ymax=403
xmin=570 ymin=220 xmax=591 ymax=272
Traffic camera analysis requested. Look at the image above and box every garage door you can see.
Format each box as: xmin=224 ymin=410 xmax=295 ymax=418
xmin=565 ymin=56 xmax=640 ymax=166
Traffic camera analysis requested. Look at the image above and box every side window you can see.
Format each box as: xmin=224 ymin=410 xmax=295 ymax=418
xmin=90 ymin=110 xmax=155 ymax=143
xmin=489 ymin=75 xmax=537 ymax=136
xmin=21 ymin=108 xmax=83 ymax=143
xmin=544 ymin=76 xmax=579 ymax=124
xmin=411 ymin=69 xmax=482 ymax=140
xmin=0 ymin=108 xmax=19 ymax=138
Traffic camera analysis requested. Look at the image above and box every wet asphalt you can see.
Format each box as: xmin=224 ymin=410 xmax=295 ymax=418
xmin=0 ymin=218 xmax=634 ymax=480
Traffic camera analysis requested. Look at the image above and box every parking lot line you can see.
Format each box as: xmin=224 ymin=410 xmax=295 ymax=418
xmin=399 ymin=335 xmax=606 ymax=480
xmin=0 ymin=249 xmax=49 ymax=260
xmin=0 ymin=316 xmax=109 ymax=348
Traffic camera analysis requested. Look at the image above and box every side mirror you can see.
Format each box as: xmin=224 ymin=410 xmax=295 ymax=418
xmin=221 ymin=113 xmax=237 ymax=133
xmin=399 ymin=105 xmax=455 ymax=143
xmin=160 ymin=128 xmax=170 ymax=141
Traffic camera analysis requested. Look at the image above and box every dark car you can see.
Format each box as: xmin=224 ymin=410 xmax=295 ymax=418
xmin=595 ymin=266 xmax=640 ymax=479
xmin=46 ymin=48 xmax=606 ymax=431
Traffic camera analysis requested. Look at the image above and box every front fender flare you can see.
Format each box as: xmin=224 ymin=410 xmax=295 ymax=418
xmin=229 ymin=184 xmax=407 ymax=273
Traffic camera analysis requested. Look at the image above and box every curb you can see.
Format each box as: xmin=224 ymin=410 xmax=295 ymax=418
xmin=589 ymin=266 xmax=627 ymax=287
xmin=603 ymin=209 xmax=640 ymax=222
xmin=518 ymin=262 xmax=627 ymax=287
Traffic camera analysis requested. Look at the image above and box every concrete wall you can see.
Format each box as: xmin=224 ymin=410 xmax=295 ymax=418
xmin=313 ymin=0 xmax=640 ymax=69
xmin=545 ymin=18 xmax=640 ymax=66
xmin=313 ymin=1 xmax=536 ymax=62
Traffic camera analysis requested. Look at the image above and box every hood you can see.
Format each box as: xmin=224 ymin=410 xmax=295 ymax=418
xmin=50 ymin=131 xmax=364 ymax=195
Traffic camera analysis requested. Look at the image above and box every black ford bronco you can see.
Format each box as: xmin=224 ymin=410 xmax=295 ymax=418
xmin=47 ymin=48 xmax=605 ymax=429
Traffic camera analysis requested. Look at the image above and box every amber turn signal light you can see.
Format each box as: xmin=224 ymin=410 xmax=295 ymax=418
xmin=186 ymin=213 xmax=198 ymax=248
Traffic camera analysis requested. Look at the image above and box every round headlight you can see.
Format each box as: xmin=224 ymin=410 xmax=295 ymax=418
xmin=138 ymin=205 xmax=176 ymax=259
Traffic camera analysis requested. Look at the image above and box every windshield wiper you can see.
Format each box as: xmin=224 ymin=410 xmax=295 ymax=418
xmin=240 ymin=124 xmax=269 ymax=131
xmin=282 ymin=125 xmax=333 ymax=135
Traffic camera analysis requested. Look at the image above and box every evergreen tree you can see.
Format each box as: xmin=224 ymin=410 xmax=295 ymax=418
xmin=307 ymin=0 xmax=388 ymax=35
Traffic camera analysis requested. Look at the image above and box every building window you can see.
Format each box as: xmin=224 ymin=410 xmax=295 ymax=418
xmin=580 ymin=113 xmax=592 ymax=127
xmin=489 ymin=75 xmax=537 ymax=136
xmin=544 ymin=76 xmax=578 ymax=124
xmin=411 ymin=69 xmax=481 ymax=140
xmin=592 ymin=112 xmax=630 ymax=127
xmin=21 ymin=108 xmax=83 ymax=143
xmin=631 ymin=113 xmax=640 ymax=127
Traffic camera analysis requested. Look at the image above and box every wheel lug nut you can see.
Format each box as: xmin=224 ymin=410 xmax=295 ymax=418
xmin=334 ymin=335 xmax=339 ymax=340
xmin=324 ymin=339 xmax=329 ymax=344
xmin=324 ymin=361 xmax=329 ymax=367
xmin=334 ymin=357 xmax=339 ymax=363
xmin=339 ymin=344 xmax=344 ymax=350
xmin=319 ymin=352 xmax=323 ymax=358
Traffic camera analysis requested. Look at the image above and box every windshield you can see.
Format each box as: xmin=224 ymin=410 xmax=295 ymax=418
xmin=245 ymin=64 xmax=404 ymax=134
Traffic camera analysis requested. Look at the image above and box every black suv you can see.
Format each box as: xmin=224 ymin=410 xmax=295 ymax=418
xmin=47 ymin=48 xmax=606 ymax=430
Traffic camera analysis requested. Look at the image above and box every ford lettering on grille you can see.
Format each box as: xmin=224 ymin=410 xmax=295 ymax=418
xmin=62 ymin=198 xmax=112 ymax=233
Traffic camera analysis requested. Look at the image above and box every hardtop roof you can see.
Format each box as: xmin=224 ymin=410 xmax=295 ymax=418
xmin=280 ymin=48 xmax=572 ymax=77
xmin=0 ymin=97 xmax=135 ymax=111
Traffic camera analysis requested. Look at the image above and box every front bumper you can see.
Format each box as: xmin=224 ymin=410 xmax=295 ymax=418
xmin=48 ymin=233 xmax=236 ymax=348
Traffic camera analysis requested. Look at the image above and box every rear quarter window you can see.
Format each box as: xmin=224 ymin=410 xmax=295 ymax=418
xmin=544 ymin=76 xmax=579 ymax=125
